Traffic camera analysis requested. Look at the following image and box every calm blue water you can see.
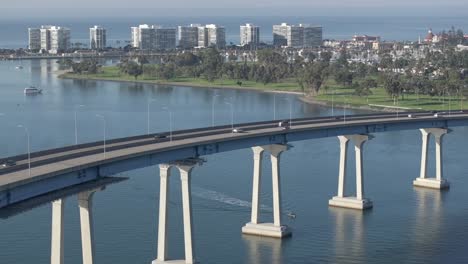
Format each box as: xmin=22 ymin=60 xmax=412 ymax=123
xmin=2 ymin=60 xmax=468 ymax=264
xmin=1 ymin=16 xmax=468 ymax=48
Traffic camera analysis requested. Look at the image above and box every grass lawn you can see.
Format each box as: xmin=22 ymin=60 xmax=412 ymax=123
xmin=61 ymin=66 xmax=466 ymax=111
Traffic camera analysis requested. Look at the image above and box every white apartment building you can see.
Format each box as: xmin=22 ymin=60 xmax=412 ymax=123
xmin=131 ymin=24 xmax=176 ymax=50
xmin=273 ymin=23 xmax=322 ymax=48
xmin=178 ymin=24 xmax=200 ymax=49
xmin=206 ymin=24 xmax=226 ymax=49
xmin=90 ymin=25 xmax=107 ymax=50
xmin=240 ymin=23 xmax=260 ymax=47
xmin=28 ymin=25 xmax=70 ymax=53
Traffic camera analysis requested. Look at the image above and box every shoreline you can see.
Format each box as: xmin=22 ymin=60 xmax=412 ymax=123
xmin=59 ymin=72 xmax=409 ymax=113
xmin=58 ymin=72 xmax=306 ymax=95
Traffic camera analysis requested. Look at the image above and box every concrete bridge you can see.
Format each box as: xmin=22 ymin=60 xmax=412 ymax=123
xmin=0 ymin=111 xmax=465 ymax=264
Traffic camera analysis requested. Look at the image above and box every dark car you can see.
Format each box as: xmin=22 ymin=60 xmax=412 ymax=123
xmin=154 ymin=134 xmax=168 ymax=140
xmin=2 ymin=160 xmax=16 ymax=167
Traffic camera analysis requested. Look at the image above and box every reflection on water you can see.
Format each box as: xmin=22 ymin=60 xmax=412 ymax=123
xmin=243 ymin=235 xmax=283 ymax=264
xmin=330 ymin=207 xmax=367 ymax=264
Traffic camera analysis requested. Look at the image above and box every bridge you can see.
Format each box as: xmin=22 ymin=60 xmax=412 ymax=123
xmin=0 ymin=111 xmax=465 ymax=264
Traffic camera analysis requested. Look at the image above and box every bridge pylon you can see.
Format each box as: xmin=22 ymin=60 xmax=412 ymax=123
xmin=153 ymin=158 xmax=204 ymax=264
xmin=242 ymin=144 xmax=292 ymax=238
xmin=413 ymin=128 xmax=450 ymax=189
xmin=329 ymin=135 xmax=373 ymax=210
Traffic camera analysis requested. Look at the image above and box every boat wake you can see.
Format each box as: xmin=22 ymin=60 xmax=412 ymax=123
xmin=192 ymin=185 xmax=272 ymax=212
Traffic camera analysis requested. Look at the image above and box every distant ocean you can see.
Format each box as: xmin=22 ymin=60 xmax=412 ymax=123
xmin=0 ymin=15 xmax=467 ymax=49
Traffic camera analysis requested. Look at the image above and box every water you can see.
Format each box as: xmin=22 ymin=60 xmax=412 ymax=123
xmin=1 ymin=16 xmax=468 ymax=48
xmin=2 ymin=60 xmax=468 ymax=263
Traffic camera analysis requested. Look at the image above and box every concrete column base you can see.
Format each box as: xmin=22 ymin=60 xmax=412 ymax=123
xmin=152 ymin=260 xmax=193 ymax=264
xmin=328 ymin=196 xmax=373 ymax=210
xmin=413 ymin=178 xmax=450 ymax=190
xmin=242 ymin=222 xmax=291 ymax=238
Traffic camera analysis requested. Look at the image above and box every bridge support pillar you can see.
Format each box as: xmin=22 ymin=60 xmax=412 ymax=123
xmin=153 ymin=159 xmax=203 ymax=264
xmin=51 ymin=199 xmax=65 ymax=264
xmin=413 ymin=128 xmax=450 ymax=189
xmin=78 ymin=187 xmax=104 ymax=264
xmin=242 ymin=144 xmax=291 ymax=238
xmin=329 ymin=135 xmax=373 ymax=210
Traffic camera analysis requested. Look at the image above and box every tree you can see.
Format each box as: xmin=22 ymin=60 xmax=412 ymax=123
xmin=297 ymin=62 xmax=329 ymax=95
xmin=383 ymin=74 xmax=402 ymax=104
xmin=123 ymin=61 xmax=143 ymax=80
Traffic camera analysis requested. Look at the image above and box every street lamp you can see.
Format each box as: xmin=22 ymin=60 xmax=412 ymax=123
xmin=212 ymin=93 xmax=219 ymax=127
xmin=74 ymin=104 xmax=85 ymax=145
xmin=95 ymin=114 xmax=106 ymax=158
xmin=162 ymin=107 xmax=173 ymax=142
xmin=17 ymin=124 xmax=31 ymax=177
xmin=281 ymin=97 xmax=293 ymax=127
xmin=273 ymin=93 xmax=277 ymax=120
xmin=343 ymin=96 xmax=347 ymax=123
xmin=224 ymin=101 xmax=234 ymax=131
xmin=147 ymin=98 xmax=157 ymax=135
xmin=332 ymin=90 xmax=335 ymax=117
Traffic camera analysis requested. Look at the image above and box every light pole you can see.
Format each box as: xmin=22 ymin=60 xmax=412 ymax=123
xmin=281 ymin=97 xmax=293 ymax=127
xmin=343 ymin=96 xmax=347 ymax=123
xmin=147 ymin=98 xmax=156 ymax=135
xmin=212 ymin=93 xmax=219 ymax=127
xmin=74 ymin=104 xmax=85 ymax=145
xmin=17 ymin=125 xmax=31 ymax=177
xmin=162 ymin=107 xmax=173 ymax=142
xmin=224 ymin=101 xmax=234 ymax=131
xmin=273 ymin=93 xmax=276 ymax=120
xmin=95 ymin=114 xmax=106 ymax=158
xmin=332 ymin=90 xmax=335 ymax=117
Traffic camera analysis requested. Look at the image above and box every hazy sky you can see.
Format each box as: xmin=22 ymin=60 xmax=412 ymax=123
xmin=1 ymin=0 xmax=467 ymax=17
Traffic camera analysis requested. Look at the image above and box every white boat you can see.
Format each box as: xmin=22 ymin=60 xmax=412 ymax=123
xmin=15 ymin=65 xmax=23 ymax=70
xmin=24 ymin=87 xmax=42 ymax=95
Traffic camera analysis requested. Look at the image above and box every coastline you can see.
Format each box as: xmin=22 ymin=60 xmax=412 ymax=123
xmin=58 ymin=72 xmax=306 ymax=96
xmin=59 ymin=72 xmax=413 ymax=113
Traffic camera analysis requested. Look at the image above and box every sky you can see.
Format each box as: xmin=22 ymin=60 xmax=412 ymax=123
xmin=1 ymin=0 xmax=467 ymax=17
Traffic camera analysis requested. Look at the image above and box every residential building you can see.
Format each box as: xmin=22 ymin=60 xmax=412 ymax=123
xmin=155 ymin=27 xmax=176 ymax=50
xmin=273 ymin=23 xmax=322 ymax=48
xmin=90 ymin=25 xmax=107 ymax=50
xmin=131 ymin=24 xmax=176 ymax=50
xmin=30 ymin=25 xmax=70 ymax=53
xmin=178 ymin=24 xmax=200 ymax=49
xmin=197 ymin=26 xmax=208 ymax=48
xmin=206 ymin=24 xmax=226 ymax=49
xmin=28 ymin=28 xmax=41 ymax=50
xmin=352 ymin=35 xmax=381 ymax=42
xmin=240 ymin=23 xmax=260 ymax=47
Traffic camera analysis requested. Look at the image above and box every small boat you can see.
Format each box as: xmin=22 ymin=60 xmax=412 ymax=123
xmin=16 ymin=65 xmax=23 ymax=70
xmin=287 ymin=212 xmax=296 ymax=219
xmin=24 ymin=86 xmax=42 ymax=95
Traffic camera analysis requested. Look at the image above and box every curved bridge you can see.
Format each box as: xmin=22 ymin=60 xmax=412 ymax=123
xmin=1 ymin=111 xmax=466 ymax=264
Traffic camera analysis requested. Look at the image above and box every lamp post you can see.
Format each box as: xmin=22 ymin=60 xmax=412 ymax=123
xmin=273 ymin=93 xmax=276 ymax=120
xmin=95 ymin=114 xmax=106 ymax=158
xmin=281 ymin=97 xmax=293 ymax=127
xmin=17 ymin=125 xmax=31 ymax=177
xmin=147 ymin=98 xmax=157 ymax=135
xmin=343 ymin=96 xmax=347 ymax=123
xmin=332 ymin=90 xmax=335 ymax=117
xmin=74 ymin=104 xmax=85 ymax=145
xmin=224 ymin=101 xmax=234 ymax=131
xmin=212 ymin=93 xmax=219 ymax=127
xmin=162 ymin=107 xmax=173 ymax=142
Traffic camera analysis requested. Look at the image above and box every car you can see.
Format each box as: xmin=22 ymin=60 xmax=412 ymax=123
xmin=2 ymin=160 xmax=16 ymax=167
xmin=278 ymin=120 xmax=290 ymax=129
xmin=154 ymin=134 xmax=167 ymax=140
xmin=232 ymin=128 xmax=245 ymax=133
xmin=408 ymin=114 xmax=413 ymax=118
xmin=434 ymin=113 xmax=440 ymax=117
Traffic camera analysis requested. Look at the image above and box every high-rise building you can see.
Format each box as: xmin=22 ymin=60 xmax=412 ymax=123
xmin=178 ymin=24 xmax=200 ymax=49
xmin=273 ymin=23 xmax=322 ymax=48
xmin=206 ymin=24 xmax=226 ymax=49
xmin=197 ymin=26 xmax=208 ymax=48
xmin=28 ymin=28 xmax=41 ymax=50
xmin=32 ymin=25 xmax=70 ymax=53
xmin=131 ymin=24 xmax=176 ymax=50
xmin=90 ymin=25 xmax=107 ymax=50
xmin=155 ymin=28 xmax=176 ymax=50
xmin=240 ymin=23 xmax=260 ymax=47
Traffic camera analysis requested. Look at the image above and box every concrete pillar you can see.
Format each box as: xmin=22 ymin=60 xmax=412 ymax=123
xmin=337 ymin=136 xmax=349 ymax=198
xmin=250 ymin=147 xmax=264 ymax=224
xmin=413 ymin=128 xmax=450 ymax=189
xmin=51 ymin=199 xmax=65 ymax=264
xmin=178 ymin=165 xmax=195 ymax=264
xmin=242 ymin=144 xmax=291 ymax=238
xmin=78 ymin=189 xmax=100 ymax=264
xmin=153 ymin=159 xmax=202 ymax=264
xmin=329 ymin=135 xmax=373 ymax=210
xmin=156 ymin=164 xmax=172 ymax=262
